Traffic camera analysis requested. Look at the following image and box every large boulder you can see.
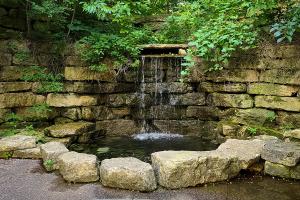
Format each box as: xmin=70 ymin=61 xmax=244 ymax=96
xmin=40 ymin=142 xmax=69 ymax=171
xmin=0 ymin=135 xmax=36 ymax=152
xmin=217 ymin=139 xmax=265 ymax=169
xmin=100 ymin=157 xmax=157 ymax=192
xmin=58 ymin=151 xmax=99 ymax=183
xmin=151 ymin=151 xmax=240 ymax=189
xmin=44 ymin=122 xmax=95 ymax=138
xmin=261 ymin=140 xmax=300 ymax=167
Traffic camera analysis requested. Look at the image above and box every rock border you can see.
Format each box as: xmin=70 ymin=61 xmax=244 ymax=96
xmin=0 ymin=134 xmax=299 ymax=192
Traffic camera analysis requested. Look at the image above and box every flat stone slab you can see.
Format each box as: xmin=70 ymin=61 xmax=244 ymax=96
xmin=58 ymin=151 xmax=99 ymax=183
xmin=217 ymin=139 xmax=265 ymax=169
xmin=151 ymin=151 xmax=240 ymax=189
xmin=0 ymin=135 xmax=36 ymax=152
xmin=44 ymin=122 xmax=95 ymax=138
xmin=100 ymin=157 xmax=157 ymax=192
xmin=40 ymin=142 xmax=69 ymax=171
xmin=261 ymin=141 xmax=300 ymax=167
xmin=13 ymin=146 xmax=41 ymax=159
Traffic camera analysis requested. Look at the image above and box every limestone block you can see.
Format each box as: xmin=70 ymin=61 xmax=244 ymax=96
xmin=208 ymin=93 xmax=253 ymax=108
xmin=199 ymin=82 xmax=247 ymax=93
xmin=260 ymin=69 xmax=300 ymax=85
xmin=96 ymin=120 xmax=141 ymax=136
xmin=170 ymin=93 xmax=205 ymax=106
xmin=0 ymin=82 xmax=32 ymax=93
xmin=44 ymin=122 xmax=95 ymax=138
xmin=248 ymin=83 xmax=299 ymax=96
xmin=255 ymin=96 xmax=300 ymax=112
xmin=0 ymin=135 xmax=36 ymax=152
xmin=46 ymin=93 xmax=97 ymax=107
xmin=58 ymin=151 xmax=99 ymax=183
xmin=65 ymin=67 xmax=116 ymax=82
xmin=100 ymin=157 xmax=157 ymax=191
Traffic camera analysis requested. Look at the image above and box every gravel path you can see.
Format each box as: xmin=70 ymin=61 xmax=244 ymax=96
xmin=0 ymin=159 xmax=299 ymax=200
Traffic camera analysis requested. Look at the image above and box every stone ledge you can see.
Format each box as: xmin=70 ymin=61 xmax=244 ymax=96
xmin=44 ymin=122 xmax=95 ymax=138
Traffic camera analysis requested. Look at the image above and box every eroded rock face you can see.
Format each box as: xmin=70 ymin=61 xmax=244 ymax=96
xmin=44 ymin=122 xmax=95 ymax=138
xmin=100 ymin=157 xmax=157 ymax=192
xmin=261 ymin=141 xmax=300 ymax=167
xmin=40 ymin=142 xmax=69 ymax=171
xmin=58 ymin=151 xmax=99 ymax=183
xmin=151 ymin=151 xmax=240 ymax=189
xmin=0 ymin=135 xmax=36 ymax=152
xmin=217 ymin=139 xmax=265 ymax=169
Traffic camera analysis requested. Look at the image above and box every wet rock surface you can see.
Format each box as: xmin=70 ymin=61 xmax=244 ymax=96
xmin=100 ymin=157 xmax=157 ymax=191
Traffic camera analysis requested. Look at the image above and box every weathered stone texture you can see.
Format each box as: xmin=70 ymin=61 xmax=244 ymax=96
xmin=44 ymin=122 xmax=95 ymax=138
xmin=13 ymin=146 xmax=41 ymax=159
xmin=40 ymin=142 xmax=69 ymax=171
xmin=150 ymin=105 xmax=186 ymax=119
xmin=96 ymin=120 xmax=141 ymax=136
xmin=276 ymin=111 xmax=300 ymax=127
xmin=65 ymin=67 xmax=116 ymax=82
xmin=205 ymin=70 xmax=259 ymax=83
xmin=46 ymin=93 xmax=97 ymax=107
xmin=199 ymin=82 xmax=247 ymax=93
xmin=261 ymin=141 xmax=300 ymax=167
xmin=208 ymin=93 xmax=253 ymax=108
xmin=0 ymin=82 xmax=32 ymax=93
xmin=151 ymin=151 xmax=240 ymax=189
xmin=100 ymin=157 xmax=157 ymax=191
xmin=0 ymin=135 xmax=36 ymax=152
xmin=0 ymin=53 xmax=12 ymax=65
xmin=284 ymin=129 xmax=300 ymax=140
xmin=0 ymin=92 xmax=45 ymax=108
xmin=255 ymin=96 xmax=300 ymax=112
xmin=58 ymin=151 xmax=99 ymax=183
xmin=153 ymin=120 xmax=218 ymax=139
xmin=144 ymin=82 xmax=193 ymax=93
xmin=186 ymin=106 xmax=220 ymax=120
xmin=260 ymin=69 xmax=300 ymax=85
xmin=169 ymin=93 xmax=205 ymax=105
xmin=248 ymin=83 xmax=299 ymax=96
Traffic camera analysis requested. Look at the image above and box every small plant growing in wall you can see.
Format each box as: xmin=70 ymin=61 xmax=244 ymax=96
xmin=247 ymin=127 xmax=257 ymax=136
xmin=43 ymin=159 xmax=55 ymax=171
xmin=21 ymin=66 xmax=64 ymax=93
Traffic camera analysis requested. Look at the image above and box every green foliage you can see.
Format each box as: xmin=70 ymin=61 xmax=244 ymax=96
xmin=266 ymin=111 xmax=276 ymax=123
xmin=271 ymin=2 xmax=300 ymax=43
xmin=247 ymin=127 xmax=257 ymax=136
xmin=21 ymin=66 xmax=63 ymax=93
xmin=30 ymin=103 xmax=52 ymax=113
xmin=76 ymin=28 xmax=154 ymax=71
xmin=0 ymin=151 xmax=13 ymax=159
xmin=43 ymin=159 xmax=54 ymax=171
xmin=0 ymin=129 xmax=18 ymax=137
xmin=5 ymin=113 xmax=22 ymax=129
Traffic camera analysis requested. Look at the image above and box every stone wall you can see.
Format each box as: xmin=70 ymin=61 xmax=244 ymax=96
xmin=1 ymin=38 xmax=300 ymax=142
